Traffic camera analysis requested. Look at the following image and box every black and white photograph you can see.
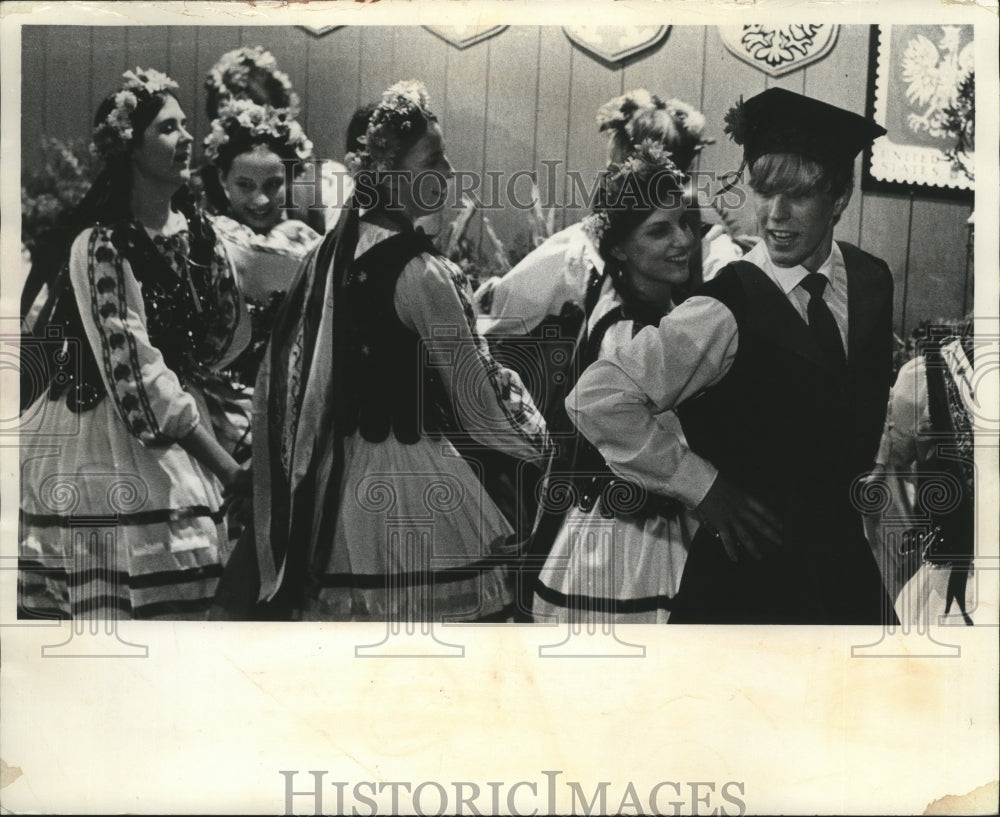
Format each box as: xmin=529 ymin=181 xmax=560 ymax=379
xmin=1 ymin=2 xmax=997 ymax=814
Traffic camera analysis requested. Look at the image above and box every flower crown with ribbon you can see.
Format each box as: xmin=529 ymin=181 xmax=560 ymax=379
xmin=206 ymin=46 xmax=300 ymax=116
xmin=203 ymin=99 xmax=314 ymax=164
xmin=583 ymin=139 xmax=686 ymax=248
xmin=91 ymin=67 xmax=179 ymax=161
xmin=596 ymin=89 xmax=712 ymax=168
xmin=344 ymin=80 xmax=436 ymax=174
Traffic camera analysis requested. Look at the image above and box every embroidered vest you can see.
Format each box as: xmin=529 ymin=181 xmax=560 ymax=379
xmin=35 ymin=220 xmax=238 ymax=440
xmin=335 ymin=230 xmax=456 ymax=445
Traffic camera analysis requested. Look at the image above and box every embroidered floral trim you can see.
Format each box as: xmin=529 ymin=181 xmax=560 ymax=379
xmin=83 ymin=222 xmax=242 ymax=442
xmin=86 ymin=227 xmax=169 ymax=443
xmin=206 ymin=46 xmax=300 ymax=116
xmin=196 ymin=237 xmax=241 ymax=367
xmin=438 ymin=257 xmax=550 ymax=455
xmin=281 ymin=328 xmax=306 ymax=476
xmin=92 ymin=68 xmax=179 ymax=161
xmin=204 ymin=100 xmax=313 ymax=163
xmin=345 ymin=80 xmax=435 ymax=174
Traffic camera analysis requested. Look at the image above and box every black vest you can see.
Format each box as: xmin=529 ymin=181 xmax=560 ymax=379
xmin=671 ymin=243 xmax=896 ymax=624
xmin=335 ymin=229 xmax=456 ymax=445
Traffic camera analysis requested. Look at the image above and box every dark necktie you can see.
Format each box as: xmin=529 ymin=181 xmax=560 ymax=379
xmin=800 ymin=273 xmax=847 ymax=372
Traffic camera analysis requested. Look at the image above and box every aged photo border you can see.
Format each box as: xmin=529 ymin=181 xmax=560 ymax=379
xmin=1 ymin=1 xmax=998 ymax=815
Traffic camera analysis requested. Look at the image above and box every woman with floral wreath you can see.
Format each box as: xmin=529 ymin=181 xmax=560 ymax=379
xmin=202 ymin=45 xmax=350 ymax=234
xmin=475 ymin=89 xmax=743 ymax=340
xmin=200 ymin=100 xmax=322 ymax=459
xmin=472 ymin=91 xmax=743 ymax=614
xmin=532 ymin=143 xmax=701 ymax=624
xmin=244 ymin=80 xmax=551 ymax=621
xmin=18 ymin=68 xmax=250 ymax=620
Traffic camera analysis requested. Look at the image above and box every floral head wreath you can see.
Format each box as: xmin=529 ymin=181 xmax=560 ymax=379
xmin=596 ymin=89 xmax=713 ymax=163
xmin=583 ymin=139 xmax=686 ymax=248
xmin=91 ymin=67 xmax=179 ymax=161
xmin=206 ymin=46 xmax=300 ymax=116
xmin=203 ymin=99 xmax=314 ymax=164
xmin=345 ymin=80 xmax=435 ymax=174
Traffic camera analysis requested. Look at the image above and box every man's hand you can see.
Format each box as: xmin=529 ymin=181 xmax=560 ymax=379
xmin=695 ymin=474 xmax=782 ymax=562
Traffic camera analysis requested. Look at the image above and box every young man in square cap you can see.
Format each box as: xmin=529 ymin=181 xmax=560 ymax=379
xmin=565 ymin=88 xmax=898 ymax=624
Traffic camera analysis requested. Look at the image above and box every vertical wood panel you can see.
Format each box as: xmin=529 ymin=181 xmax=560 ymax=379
xmin=481 ymin=26 xmax=541 ymax=255
xmin=241 ymin=26 xmax=310 ymax=125
xmin=904 ymin=198 xmax=973 ymax=330
xmin=533 ymin=27 xmax=572 ymax=230
xmin=20 ymin=26 xmax=47 ymax=175
xmin=165 ymin=27 xmax=201 ymax=154
xmin=304 ymin=26 xmax=363 ymax=160
xmin=14 ymin=24 xmax=976 ymax=328
xmin=193 ymin=27 xmax=242 ymax=166
xmin=357 ymin=27 xmax=396 ymax=107
xmin=805 ymin=26 xmax=870 ymax=246
xmin=88 ymin=28 xmax=128 ymax=123
xmin=765 ymin=70 xmax=805 ymax=93
xmin=391 ymin=27 xmax=450 ymax=237
xmin=562 ymin=44 xmax=622 ymax=230
xmin=126 ymin=26 xmax=171 ymax=80
xmin=700 ymin=29 xmax=767 ymax=236
xmin=42 ymin=27 xmax=93 ymax=164
xmin=622 ymin=26 xmax=704 ymax=118
xmin=442 ymin=33 xmax=490 ymax=248
xmin=859 ymin=193 xmax=913 ymax=336
xmin=395 ymin=26 xmax=448 ymax=103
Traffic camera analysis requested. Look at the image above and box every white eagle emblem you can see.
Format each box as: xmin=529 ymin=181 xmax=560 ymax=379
xmin=901 ymin=26 xmax=974 ymax=139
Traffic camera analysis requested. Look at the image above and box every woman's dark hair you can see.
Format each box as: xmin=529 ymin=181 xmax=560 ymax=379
xmin=345 ymin=102 xmax=377 ymax=156
xmin=64 ymin=88 xmax=181 ymax=231
xmin=81 ymin=88 xmax=175 ymax=223
xmin=593 ymin=165 xmax=686 ymax=261
xmin=205 ymin=66 xmax=294 ymax=120
xmin=21 ymin=88 xmax=195 ymax=323
xmin=94 ymin=88 xmax=169 ymax=150
xmin=201 ymin=107 xmax=310 ymax=216
xmin=213 ymin=128 xmax=304 ymax=176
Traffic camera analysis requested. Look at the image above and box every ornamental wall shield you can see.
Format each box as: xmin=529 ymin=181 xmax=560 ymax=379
xmin=563 ymin=26 xmax=670 ymax=65
xmin=423 ymin=25 xmax=508 ymax=49
xmin=718 ymin=25 xmax=839 ymax=76
xmin=297 ymin=26 xmax=344 ymax=38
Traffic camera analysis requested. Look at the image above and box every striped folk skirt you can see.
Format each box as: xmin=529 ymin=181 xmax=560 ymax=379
xmin=19 ymin=394 xmax=230 ymax=621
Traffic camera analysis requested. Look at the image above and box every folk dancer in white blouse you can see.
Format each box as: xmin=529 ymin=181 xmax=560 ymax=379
xmin=567 ymin=89 xmax=898 ymax=624
xmin=202 ymin=46 xmax=351 ymax=235
xmin=532 ymin=144 xmax=701 ymax=623
xmin=243 ymin=81 xmax=551 ymax=622
xmin=19 ymin=69 xmax=250 ymax=620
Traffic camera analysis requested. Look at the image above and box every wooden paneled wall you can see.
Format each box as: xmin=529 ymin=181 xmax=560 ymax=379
xmin=20 ymin=25 xmax=975 ymax=335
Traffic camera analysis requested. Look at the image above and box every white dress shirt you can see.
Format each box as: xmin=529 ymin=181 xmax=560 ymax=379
xmin=566 ymin=241 xmax=850 ymax=509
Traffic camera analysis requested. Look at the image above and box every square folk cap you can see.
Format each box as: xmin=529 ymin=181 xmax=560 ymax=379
xmin=724 ymin=87 xmax=887 ymax=169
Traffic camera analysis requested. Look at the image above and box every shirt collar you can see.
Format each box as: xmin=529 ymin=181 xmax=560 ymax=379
xmin=746 ymin=240 xmax=843 ymax=295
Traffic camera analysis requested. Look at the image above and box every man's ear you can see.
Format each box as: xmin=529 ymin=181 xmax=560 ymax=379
xmin=832 ymin=187 xmax=852 ymax=220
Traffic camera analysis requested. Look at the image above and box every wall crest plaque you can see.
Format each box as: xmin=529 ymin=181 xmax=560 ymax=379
xmin=423 ymin=26 xmax=508 ymax=49
xmin=563 ymin=26 xmax=670 ymax=65
xmin=297 ymin=26 xmax=343 ymax=38
xmin=718 ymin=25 xmax=839 ymax=76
